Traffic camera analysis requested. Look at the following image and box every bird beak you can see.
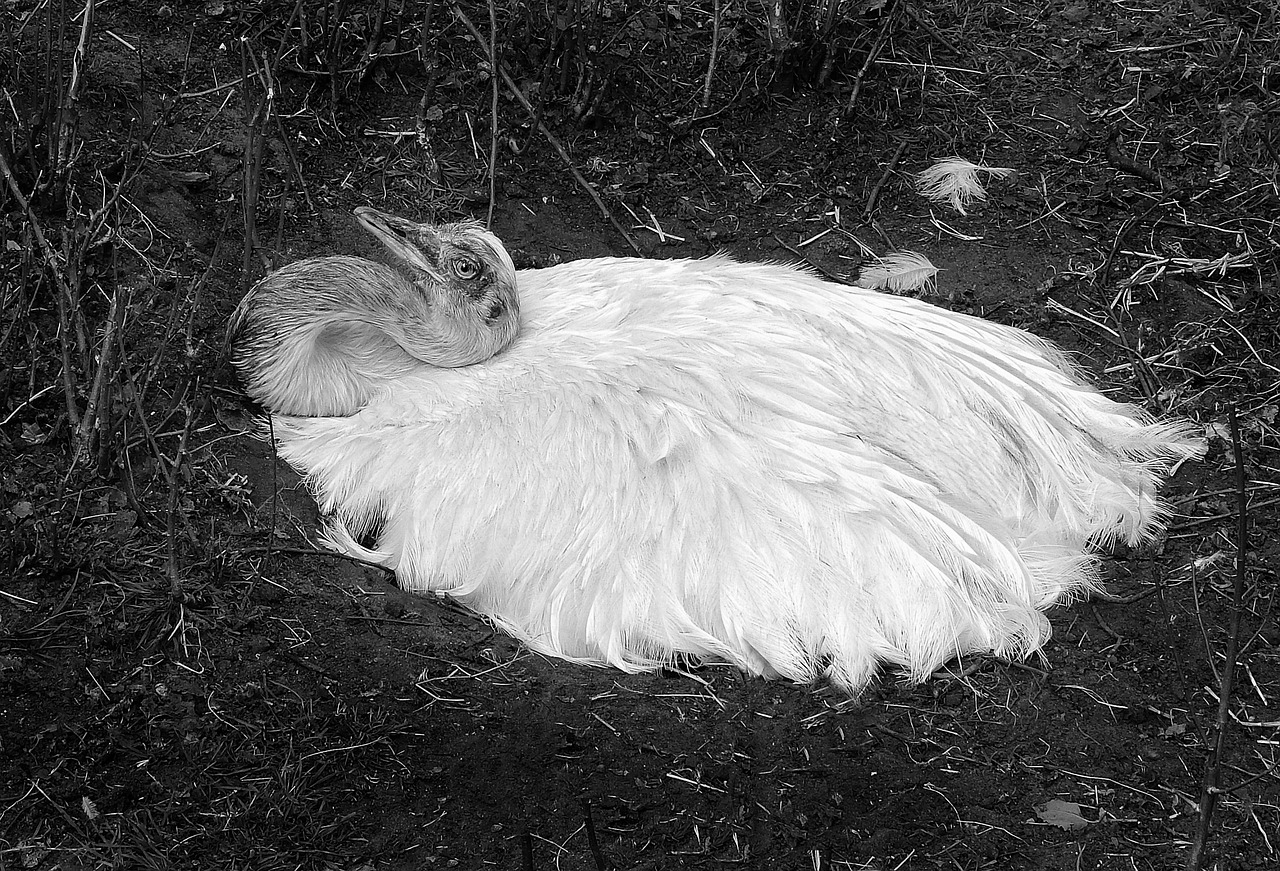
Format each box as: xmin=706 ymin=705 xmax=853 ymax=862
xmin=354 ymin=206 xmax=444 ymax=280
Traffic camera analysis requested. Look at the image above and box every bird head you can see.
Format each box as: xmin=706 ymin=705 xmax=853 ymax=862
xmin=225 ymin=208 xmax=522 ymax=417
xmin=354 ymin=206 xmax=520 ymax=367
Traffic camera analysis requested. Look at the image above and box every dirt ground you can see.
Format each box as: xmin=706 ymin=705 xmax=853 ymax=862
xmin=2 ymin=1 xmax=1278 ymax=869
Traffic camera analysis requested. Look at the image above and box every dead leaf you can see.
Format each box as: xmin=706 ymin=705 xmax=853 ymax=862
xmin=1034 ymin=799 xmax=1090 ymax=830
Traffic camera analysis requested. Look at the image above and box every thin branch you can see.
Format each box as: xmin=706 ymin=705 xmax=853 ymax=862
xmin=164 ymin=378 xmax=200 ymax=593
xmin=54 ymin=0 xmax=96 ymax=199
xmin=448 ymin=1 xmax=640 ymax=254
xmin=843 ymin=0 xmax=898 ymax=119
xmin=520 ymin=832 xmax=533 ymax=871
xmin=186 ymin=206 xmax=238 ymax=358
xmin=239 ymin=40 xmax=276 ymax=291
xmin=75 ymin=237 xmax=127 ymax=466
xmin=1107 ymin=128 xmax=1169 ymax=190
xmin=1186 ymin=408 xmax=1250 ymax=870
xmin=864 ymin=140 xmax=908 ymax=216
xmin=701 ymin=0 xmax=721 ymax=110
xmin=0 ymin=145 xmax=82 ymax=431
xmin=582 ymin=798 xmax=610 ymax=871
xmin=486 ymin=0 xmax=498 ymax=227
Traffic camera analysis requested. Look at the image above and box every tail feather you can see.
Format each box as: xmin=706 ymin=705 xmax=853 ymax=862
xmin=319 ymin=518 xmax=396 ymax=569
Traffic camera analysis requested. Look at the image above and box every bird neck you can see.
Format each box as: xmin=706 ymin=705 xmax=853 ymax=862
xmin=240 ymin=263 xmax=430 ymax=417
xmin=231 ymin=255 xmax=516 ymax=417
xmin=272 ymin=315 xmax=421 ymax=416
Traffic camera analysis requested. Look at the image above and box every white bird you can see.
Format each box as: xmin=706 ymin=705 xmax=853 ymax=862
xmin=228 ymin=207 xmax=1202 ymax=694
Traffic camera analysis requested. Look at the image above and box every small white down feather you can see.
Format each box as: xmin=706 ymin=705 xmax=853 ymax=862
xmin=915 ymin=158 xmax=1016 ymax=215
xmin=858 ymin=251 xmax=940 ymax=295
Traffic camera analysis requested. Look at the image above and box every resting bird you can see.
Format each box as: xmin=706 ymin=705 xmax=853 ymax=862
xmin=227 ymin=206 xmax=1202 ymax=694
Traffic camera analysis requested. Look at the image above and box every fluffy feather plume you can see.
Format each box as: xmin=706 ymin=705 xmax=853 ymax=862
xmin=858 ymin=251 xmax=939 ymax=295
xmin=915 ymin=158 xmax=1016 ymax=215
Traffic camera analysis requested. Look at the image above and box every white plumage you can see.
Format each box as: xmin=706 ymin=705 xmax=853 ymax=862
xmin=228 ymin=207 xmax=1202 ymax=694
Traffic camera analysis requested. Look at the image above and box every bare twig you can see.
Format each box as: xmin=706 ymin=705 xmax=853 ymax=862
xmin=76 ymin=227 xmax=128 ymax=467
xmin=267 ymin=414 xmax=278 ymax=573
xmin=581 ymin=798 xmax=610 ymax=871
xmin=273 ymin=112 xmax=315 ymax=213
xmin=414 ymin=0 xmax=443 ymax=182
xmin=1097 ymin=215 xmax=1137 ymax=295
xmin=521 ymin=832 xmax=533 ymax=871
xmin=448 ymin=1 xmax=640 ymax=254
xmin=185 ymin=207 xmax=238 ymax=358
xmin=902 ymin=3 xmax=962 ymax=56
xmin=420 ymin=0 xmax=437 ymax=78
xmin=239 ymin=40 xmax=277 ymax=292
xmin=486 ymin=0 xmax=498 ymax=227
xmin=116 ymin=330 xmax=165 ymax=523
xmin=54 ymin=0 xmax=96 ymax=201
xmin=865 ymin=140 xmax=908 ymax=216
xmin=164 ymin=378 xmax=200 ymax=593
xmin=770 ymin=234 xmax=847 ymax=283
xmin=761 ymin=0 xmax=788 ymax=68
xmin=701 ymin=0 xmax=721 ymax=110
xmin=0 ymin=146 xmax=82 ymax=432
xmin=1186 ymin=408 xmax=1250 ymax=870
xmin=353 ymin=0 xmax=390 ymax=89
xmin=843 ymin=0 xmax=899 ymax=119
xmin=1107 ymin=129 xmax=1169 ymax=190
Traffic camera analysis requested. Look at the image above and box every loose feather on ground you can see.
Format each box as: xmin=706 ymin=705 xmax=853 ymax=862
xmin=915 ymin=157 xmax=1017 ymax=215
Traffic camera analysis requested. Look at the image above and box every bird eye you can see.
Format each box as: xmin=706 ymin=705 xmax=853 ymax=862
xmin=451 ymin=257 xmax=481 ymax=281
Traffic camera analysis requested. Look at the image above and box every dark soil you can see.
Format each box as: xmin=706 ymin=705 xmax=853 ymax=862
xmin=3 ymin=2 xmax=1279 ymax=870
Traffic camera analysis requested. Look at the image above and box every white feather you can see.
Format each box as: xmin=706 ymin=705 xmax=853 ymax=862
xmin=234 ymin=246 xmax=1205 ymax=694
xmin=915 ymin=158 xmax=1017 ymax=215
xmin=859 ymin=251 xmax=940 ymax=295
